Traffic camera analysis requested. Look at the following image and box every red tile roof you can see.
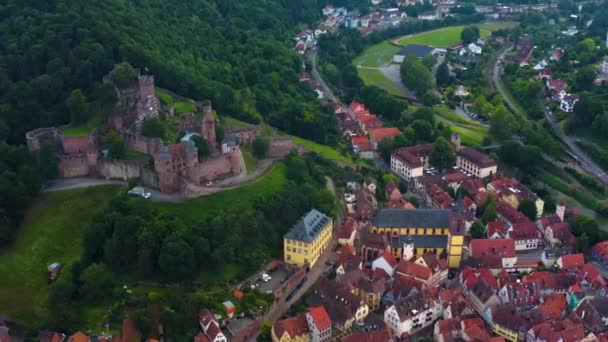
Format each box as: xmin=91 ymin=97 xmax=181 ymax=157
xmin=470 ymin=238 xmax=516 ymax=259
xmin=371 ymin=128 xmax=399 ymax=143
xmin=352 ymin=135 xmax=373 ymax=152
xmin=392 ymin=144 xmax=433 ymax=168
xmin=307 ymin=306 xmax=332 ymax=331
xmin=378 ymin=251 xmax=398 ymax=267
xmin=594 ymin=240 xmax=608 ymax=260
xmin=395 ymin=259 xmax=431 ymax=281
xmin=273 ymin=314 xmax=309 ymax=339
xmin=547 ymin=79 xmax=567 ymax=92
xmin=337 ymin=216 xmax=358 ymax=240
xmin=509 ymin=222 xmax=541 ymax=241
xmin=458 ymin=148 xmax=497 ymax=168
xmin=487 ymin=221 xmax=507 ymax=238
xmin=461 ymin=267 xmax=499 ymax=290
xmin=558 ymin=253 xmax=585 ymax=268
xmin=348 ymin=101 xmax=368 ymax=115
xmin=341 ymin=329 xmax=393 ymax=342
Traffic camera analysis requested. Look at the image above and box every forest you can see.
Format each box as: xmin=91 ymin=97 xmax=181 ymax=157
xmin=0 ymin=0 xmax=351 ymax=247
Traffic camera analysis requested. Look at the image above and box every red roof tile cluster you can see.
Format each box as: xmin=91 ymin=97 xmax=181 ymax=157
xmin=371 ymin=127 xmax=399 ymax=143
xmin=442 ymin=171 xmax=469 ymax=184
xmin=528 ymin=319 xmax=584 ymax=342
xmin=547 ymin=222 xmax=576 ymax=247
xmin=273 ymin=314 xmax=309 ymax=339
xmin=593 ymin=240 xmax=608 ymax=261
xmin=352 ymin=135 xmax=373 ymax=152
xmin=392 ymin=144 xmax=433 ymax=168
xmin=500 ymin=281 xmax=542 ymax=307
xmin=359 ymin=115 xmax=383 ymax=131
xmin=349 ymin=101 xmax=368 ymax=116
xmin=307 ymin=306 xmax=332 ymax=331
xmin=508 ymin=222 xmax=541 ymax=241
xmin=426 ymin=183 xmax=453 ymax=209
xmin=470 ymin=238 xmax=516 ymax=259
xmin=547 ymin=79 xmax=568 ymax=92
xmin=461 ymin=267 xmax=498 ymax=290
xmin=523 ymin=272 xmax=576 ymax=292
xmin=537 ymin=293 xmax=567 ymax=319
xmin=487 ymin=221 xmax=507 ymax=238
xmin=337 ymin=216 xmax=358 ymax=240
xmin=497 ymin=202 xmax=531 ymax=225
xmin=395 ymin=259 xmax=432 ymax=281
xmin=457 ymin=148 xmax=497 ymax=168
xmin=558 ymin=253 xmax=584 ymax=268
xmin=341 ymin=329 xmax=393 ymax=342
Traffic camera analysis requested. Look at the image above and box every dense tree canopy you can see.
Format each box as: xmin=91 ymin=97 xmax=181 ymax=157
xmin=430 ymin=137 xmax=456 ymax=171
xmin=400 ymin=55 xmax=434 ymax=95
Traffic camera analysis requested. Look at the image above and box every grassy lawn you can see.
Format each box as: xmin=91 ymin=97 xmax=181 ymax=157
xmin=357 ymin=68 xmax=404 ymax=96
xmin=434 ymin=105 xmax=486 ymax=128
xmin=153 ymin=163 xmax=288 ymax=222
xmin=353 ymin=41 xmax=401 ymax=68
xmin=221 ymin=116 xmax=253 ymax=129
xmin=0 ymin=186 xmax=121 ymax=326
xmin=395 ymin=26 xmax=490 ymax=47
xmin=155 ymin=89 xmax=174 ymax=106
xmin=173 ymin=101 xmax=197 ymax=114
xmin=241 ymin=147 xmax=259 ymax=173
xmin=478 ymin=21 xmax=518 ymax=31
xmin=62 ymin=116 xmax=104 ymax=137
xmin=290 ymin=136 xmax=366 ymax=166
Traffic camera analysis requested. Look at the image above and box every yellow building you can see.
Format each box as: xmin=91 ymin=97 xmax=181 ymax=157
xmin=284 ymin=209 xmax=333 ymax=268
xmin=492 ymin=322 xmax=519 ymax=342
xmin=370 ymin=209 xmax=463 ymax=268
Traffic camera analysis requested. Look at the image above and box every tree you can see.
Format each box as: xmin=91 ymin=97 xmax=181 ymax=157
xmin=461 ymin=26 xmax=480 ymax=44
xmin=518 ymin=199 xmax=537 ymax=220
xmin=159 ymin=235 xmax=195 ymax=281
xmin=191 ymin=135 xmax=210 ymax=159
xmin=80 ymin=263 xmax=117 ymax=303
xmin=252 ymin=137 xmax=270 ymax=159
xmin=436 ymin=62 xmax=451 ymax=87
xmin=470 ymin=220 xmax=486 ymax=239
xmin=142 ymin=118 xmax=166 ymax=139
xmin=66 ymin=89 xmax=88 ymax=125
xmin=38 ymin=143 xmax=59 ymax=181
xmin=422 ymin=91 xmax=440 ymax=106
xmin=422 ymin=55 xmax=436 ymax=70
xmin=490 ymin=105 xmax=517 ymax=140
xmin=112 ymin=62 xmax=138 ymax=88
xmin=259 ymin=320 xmax=273 ymax=341
xmin=481 ymin=195 xmax=497 ymax=223
xmin=103 ymin=131 xmax=126 ymax=158
xmin=411 ymin=120 xmax=433 ymax=142
xmin=378 ymin=138 xmax=395 ymax=161
xmin=574 ymin=66 xmax=596 ymax=91
xmin=429 ymin=137 xmax=456 ymax=171
xmin=400 ymin=56 xmax=434 ymax=95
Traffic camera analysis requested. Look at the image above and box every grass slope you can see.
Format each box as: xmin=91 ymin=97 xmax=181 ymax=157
xmin=0 ymin=186 xmax=120 ymax=325
xmin=61 ymin=116 xmax=104 ymax=137
xmin=290 ymin=136 xmax=366 ymax=166
xmin=353 ymin=41 xmax=401 ymax=68
xmin=153 ymin=163 xmax=288 ymax=222
xmin=357 ymin=68 xmax=405 ymax=96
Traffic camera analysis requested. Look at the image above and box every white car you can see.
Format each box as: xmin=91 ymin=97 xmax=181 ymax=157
xmin=143 ymin=192 xmax=152 ymax=199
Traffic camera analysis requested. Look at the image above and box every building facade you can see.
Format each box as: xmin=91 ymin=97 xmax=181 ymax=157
xmin=284 ymin=209 xmax=333 ymax=268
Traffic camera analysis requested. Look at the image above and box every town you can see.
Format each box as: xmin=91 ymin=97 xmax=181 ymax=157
xmin=2 ymin=0 xmax=608 ymax=341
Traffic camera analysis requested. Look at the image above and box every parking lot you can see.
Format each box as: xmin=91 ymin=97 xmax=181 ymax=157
xmin=254 ymin=266 xmax=292 ymax=294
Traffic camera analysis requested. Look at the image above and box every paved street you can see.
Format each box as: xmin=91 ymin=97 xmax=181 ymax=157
xmin=490 ymin=44 xmax=608 ymax=186
xmin=308 ymin=49 xmax=339 ymax=103
xmin=43 ymin=178 xmax=126 ymax=192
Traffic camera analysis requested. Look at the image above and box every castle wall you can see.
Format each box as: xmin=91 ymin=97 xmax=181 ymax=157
xmin=118 ymin=129 xmax=162 ymax=155
xmin=141 ymin=169 xmax=159 ymax=189
xmin=226 ymin=126 xmax=259 ymax=146
xmin=25 ymin=127 xmax=59 ymax=152
xmin=267 ymin=137 xmax=305 ymax=159
xmin=98 ymin=159 xmax=143 ymax=181
xmin=59 ymin=155 xmax=90 ymax=178
xmin=61 ymin=136 xmax=94 ymax=154
xmin=196 ymin=154 xmax=235 ymax=183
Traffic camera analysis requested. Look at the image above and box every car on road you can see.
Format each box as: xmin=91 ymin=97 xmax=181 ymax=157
xmin=128 ymin=187 xmax=152 ymax=199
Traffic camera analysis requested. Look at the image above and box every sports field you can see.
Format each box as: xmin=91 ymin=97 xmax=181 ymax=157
xmin=395 ymin=26 xmax=490 ymax=47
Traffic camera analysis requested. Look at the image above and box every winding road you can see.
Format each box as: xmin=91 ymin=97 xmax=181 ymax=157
xmin=490 ymin=44 xmax=608 ymax=186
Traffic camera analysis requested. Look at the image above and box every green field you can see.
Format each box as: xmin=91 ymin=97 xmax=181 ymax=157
xmin=395 ymin=26 xmax=491 ymax=47
xmin=290 ymin=136 xmax=366 ymax=166
xmin=0 ymin=186 xmax=120 ymax=326
xmin=62 ymin=116 xmax=104 ymax=137
xmin=357 ymin=68 xmax=405 ymax=96
xmin=155 ymin=89 xmax=174 ymax=106
xmin=173 ymin=101 xmax=197 ymax=114
xmin=241 ymin=147 xmax=259 ymax=173
xmin=353 ymin=41 xmax=401 ymax=68
xmin=432 ymin=106 xmax=489 ymax=146
xmin=153 ymin=163 xmax=288 ymax=222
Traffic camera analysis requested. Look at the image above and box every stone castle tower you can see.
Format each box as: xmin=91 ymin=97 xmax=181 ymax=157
xmin=201 ymin=100 xmax=217 ymax=151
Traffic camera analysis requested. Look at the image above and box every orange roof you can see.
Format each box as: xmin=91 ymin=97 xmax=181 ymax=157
xmin=233 ymin=289 xmax=244 ymax=300
xmin=470 ymin=238 xmax=516 ymax=259
xmin=338 ymin=244 xmax=355 ymax=255
xmin=371 ymin=127 xmax=400 ymax=143
xmin=273 ymin=314 xmax=309 ymax=339
xmin=307 ymin=306 xmax=331 ymax=331
xmin=379 ymin=251 xmax=398 ymax=267
xmin=395 ymin=259 xmax=431 ymax=280
xmin=70 ymin=332 xmax=89 ymax=342
xmin=558 ymin=253 xmax=585 ymax=268
xmin=358 ymin=114 xmax=379 ymax=122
